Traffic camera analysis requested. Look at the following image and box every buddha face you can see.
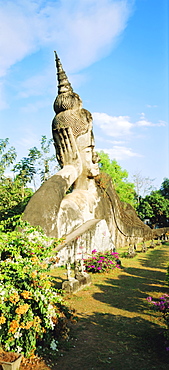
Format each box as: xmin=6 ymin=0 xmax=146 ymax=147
xmin=76 ymin=129 xmax=100 ymax=178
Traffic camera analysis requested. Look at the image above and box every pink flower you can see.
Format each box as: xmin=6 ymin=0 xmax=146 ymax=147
xmin=92 ymin=249 xmax=97 ymax=254
xmin=146 ymin=296 xmax=152 ymax=302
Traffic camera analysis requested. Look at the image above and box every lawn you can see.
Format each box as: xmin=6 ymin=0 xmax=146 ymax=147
xmin=53 ymin=242 xmax=169 ymax=370
xmin=20 ymin=242 xmax=169 ymax=370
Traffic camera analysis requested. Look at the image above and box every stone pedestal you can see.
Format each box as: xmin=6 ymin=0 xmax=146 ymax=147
xmin=62 ymin=273 xmax=92 ymax=293
xmin=75 ymin=272 xmax=92 ymax=288
xmin=62 ymin=278 xmax=80 ymax=293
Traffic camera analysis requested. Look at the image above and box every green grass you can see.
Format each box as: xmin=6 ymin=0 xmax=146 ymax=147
xmin=51 ymin=242 xmax=169 ymax=370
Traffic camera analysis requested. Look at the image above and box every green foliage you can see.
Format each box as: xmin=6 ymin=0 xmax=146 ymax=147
xmin=0 ymin=135 xmax=59 ymax=231
xmin=12 ymin=158 xmax=37 ymax=187
xmin=0 ymin=177 xmax=33 ymax=230
xmin=0 ymin=220 xmax=75 ymax=358
xmin=166 ymin=262 xmax=169 ymax=288
xmin=137 ymin=190 xmax=169 ymax=227
xmin=12 ymin=136 xmax=56 ymax=187
xmin=0 ymin=139 xmax=17 ymax=178
xmin=28 ymin=135 xmax=57 ymax=184
xmin=136 ymin=198 xmax=154 ymax=221
xmin=160 ymin=178 xmax=169 ymax=199
xmin=98 ymin=151 xmax=136 ymax=207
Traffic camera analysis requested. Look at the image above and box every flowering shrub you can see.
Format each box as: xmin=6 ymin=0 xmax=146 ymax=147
xmin=147 ymin=294 xmax=169 ymax=346
xmin=166 ymin=264 xmax=169 ymax=287
xmin=0 ymin=220 xmax=75 ymax=358
xmin=84 ymin=249 xmax=120 ymax=273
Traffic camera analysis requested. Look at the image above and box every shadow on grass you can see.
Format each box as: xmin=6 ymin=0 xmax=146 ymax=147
xmin=138 ymin=245 xmax=169 ymax=269
xmin=53 ymin=244 xmax=169 ymax=370
xmin=54 ymin=312 xmax=169 ymax=370
xmin=92 ymin=266 xmax=168 ymax=315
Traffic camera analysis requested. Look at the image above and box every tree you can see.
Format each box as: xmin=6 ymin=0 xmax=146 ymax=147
xmin=31 ymin=135 xmax=57 ymax=183
xmin=160 ymin=178 xmax=169 ymax=199
xmin=0 ymin=176 xmax=33 ymax=230
xmin=0 ymin=138 xmax=17 ymax=178
xmin=13 ymin=157 xmax=37 ymax=187
xmin=98 ymin=151 xmax=136 ymax=207
xmin=132 ymin=171 xmax=154 ymax=205
xmin=137 ymin=190 xmax=169 ymax=228
xmin=12 ymin=136 xmax=58 ymax=191
xmin=0 ymin=136 xmax=57 ymax=229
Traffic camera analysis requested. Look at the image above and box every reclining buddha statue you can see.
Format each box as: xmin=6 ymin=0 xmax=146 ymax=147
xmin=23 ymin=53 xmax=152 ymax=249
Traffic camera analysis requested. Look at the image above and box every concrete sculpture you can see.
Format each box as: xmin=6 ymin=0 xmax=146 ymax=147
xmin=23 ymin=53 xmax=152 ymax=260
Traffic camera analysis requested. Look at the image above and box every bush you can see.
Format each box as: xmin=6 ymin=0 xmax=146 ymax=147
xmin=166 ymin=264 xmax=169 ymax=287
xmin=84 ymin=249 xmax=120 ymax=273
xmin=147 ymin=294 xmax=169 ymax=348
xmin=0 ymin=177 xmax=33 ymax=231
xmin=0 ymin=220 xmax=75 ymax=358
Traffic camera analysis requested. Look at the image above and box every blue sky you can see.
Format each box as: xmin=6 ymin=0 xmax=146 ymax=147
xmin=0 ymin=0 xmax=168 ymax=191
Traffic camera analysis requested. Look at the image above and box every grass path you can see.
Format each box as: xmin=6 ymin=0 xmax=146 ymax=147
xmin=52 ymin=242 xmax=169 ymax=370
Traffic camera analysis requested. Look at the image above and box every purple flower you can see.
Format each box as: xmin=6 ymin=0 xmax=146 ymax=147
xmin=166 ymin=347 xmax=169 ymax=351
xmin=146 ymin=296 xmax=152 ymax=302
xmin=92 ymin=249 xmax=97 ymax=254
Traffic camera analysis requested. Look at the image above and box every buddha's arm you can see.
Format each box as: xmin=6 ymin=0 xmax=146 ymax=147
xmin=23 ymin=128 xmax=82 ymax=237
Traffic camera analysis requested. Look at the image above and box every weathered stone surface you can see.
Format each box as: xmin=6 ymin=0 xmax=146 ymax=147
xmin=62 ymin=279 xmax=80 ymax=294
xmin=23 ymin=52 xmax=154 ymax=265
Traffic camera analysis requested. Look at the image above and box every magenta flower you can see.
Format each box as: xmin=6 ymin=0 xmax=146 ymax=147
xmin=92 ymin=249 xmax=97 ymax=254
xmin=146 ymin=296 xmax=152 ymax=302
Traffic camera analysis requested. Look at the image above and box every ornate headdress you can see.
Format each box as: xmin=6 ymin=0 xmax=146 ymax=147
xmin=52 ymin=52 xmax=92 ymax=138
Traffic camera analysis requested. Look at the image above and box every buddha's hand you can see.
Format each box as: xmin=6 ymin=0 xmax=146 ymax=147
xmin=54 ymin=127 xmax=82 ymax=176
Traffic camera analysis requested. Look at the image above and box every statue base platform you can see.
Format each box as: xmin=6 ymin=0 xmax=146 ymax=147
xmin=62 ymin=273 xmax=92 ymax=293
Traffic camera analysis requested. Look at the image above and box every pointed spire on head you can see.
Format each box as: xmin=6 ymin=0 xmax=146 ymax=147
xmin=54 ymin=51 xmax=73 ymax=94
xmin=52 ymin=52 xmax=92 ymax=140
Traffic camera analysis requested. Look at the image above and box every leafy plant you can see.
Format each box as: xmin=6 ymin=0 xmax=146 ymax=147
xmin=97 ymin=151 xmax=136 ymax=207
xmin=137 ymin=190 xmax=169 ymax=227
xmin=0 ymin=177 xmax=33 ymax=230
xmin=0 ymin=139 xmax=17 ymax=178
xmin=84 ymin=249 xmax=120 ymax=273
xmin=146 ymin=294 xmax=169 ymax=348
xmin=0 ymin=220 xmax=75 ymax=358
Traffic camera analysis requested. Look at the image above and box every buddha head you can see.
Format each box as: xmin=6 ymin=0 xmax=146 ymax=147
xmin=52 ymin=52 xmax=100 ymax=178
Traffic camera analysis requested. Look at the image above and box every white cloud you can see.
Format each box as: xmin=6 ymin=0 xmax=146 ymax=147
xmin=146 ymin=104 xmax=158 ymax=108
xmin=0 ymin=0 xmax=133 ymax=77
xmin=136 ymin=112 xmax=166 ymax=127
xmin=95 ymin=135 xmax=125 ymax=145
xmin=0 ymin=1 xmax=41 ymax=77
xmin=93 ymin=112 xmax=166 ymax=138
xmin=96 ymin=146 xmax=141 ymax=160
xmin=93 ymin=111 xmax=166 ymax=160
xmin=51 ymin=0 xmax=133 ymax=72
xmin=93 ymin=112 xmax=133 ymax=137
